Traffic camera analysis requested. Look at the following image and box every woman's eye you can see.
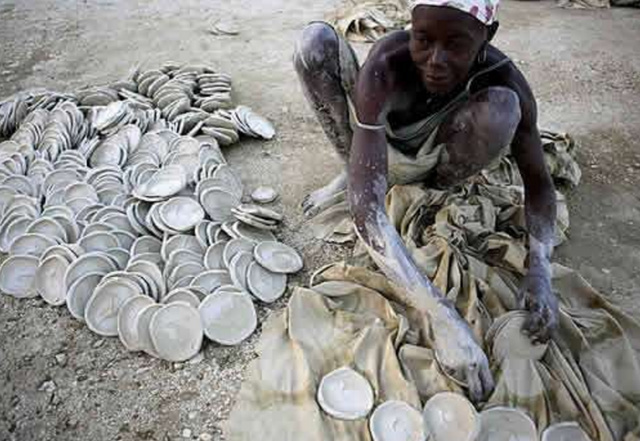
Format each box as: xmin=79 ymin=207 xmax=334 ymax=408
xmin=447 ymin=39 xmax=468 ymax=51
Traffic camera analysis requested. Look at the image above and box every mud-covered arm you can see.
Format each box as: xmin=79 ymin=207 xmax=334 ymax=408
xmin=349 ymin=126 xmax=447 ymax=312
xmin=510 ymin=83 xmax=558 ymax=342
xmin=347 ymin=53 xmax=493 ymax=402
xmin=348 ymin=54 xmax=446 ymax=313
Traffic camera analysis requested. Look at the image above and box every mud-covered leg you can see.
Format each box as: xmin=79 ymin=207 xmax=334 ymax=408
xmin=430 ymin=86 xmax=522 ymax=188
xmin=294 ymin=22 xmax=358 ymax=217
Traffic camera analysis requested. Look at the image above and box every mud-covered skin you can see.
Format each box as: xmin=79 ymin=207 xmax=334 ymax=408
xmin=522 ymin=236 xmax=557 ymax=344
xmin=293 ymin=24 xmax=354 ymax=162
xmin=295 ymin=8 xmax=557 ymax=401
xmin=294 ymin=24 xmax=352 ymax=217
xmin=301 ymin=170 xmax=347 ymax=218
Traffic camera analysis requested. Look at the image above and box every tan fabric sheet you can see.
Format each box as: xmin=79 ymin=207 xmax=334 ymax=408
xmin=227 ymin=262 xmax=640 ymax=440
xmin=226 ymin=132 xmax=640 ymax=440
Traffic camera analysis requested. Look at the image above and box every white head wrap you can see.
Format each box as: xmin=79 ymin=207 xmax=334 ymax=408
xmin=411 ymin=0 xmax=499 ymax=25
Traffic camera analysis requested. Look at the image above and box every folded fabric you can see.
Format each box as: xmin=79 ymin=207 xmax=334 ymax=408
xmin=226 ymin=131 xmax=640 ymax=440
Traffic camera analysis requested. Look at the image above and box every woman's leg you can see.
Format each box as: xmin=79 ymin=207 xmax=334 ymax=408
xmin=294 ymin=22 xmax=359 ymax=216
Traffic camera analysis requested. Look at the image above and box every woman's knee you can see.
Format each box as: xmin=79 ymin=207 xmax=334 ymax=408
xmin=469 ymin=87 xmax=521 ymax=143
xmin=294 ymin=22 xmax=339 ymax=73
xmin=439 ymin=87 xmax=520 ymax=152
xmin=432 ymin=87 xmax=522 ymax=187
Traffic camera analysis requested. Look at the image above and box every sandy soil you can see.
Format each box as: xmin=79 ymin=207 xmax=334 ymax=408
xmin=0 ymin=0 xmax=639 ymax=440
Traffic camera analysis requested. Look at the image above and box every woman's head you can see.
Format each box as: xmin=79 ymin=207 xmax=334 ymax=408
xmin=409 ymin=2 xmax=499 ymax=95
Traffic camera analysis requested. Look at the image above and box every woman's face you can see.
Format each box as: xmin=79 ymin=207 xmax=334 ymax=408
xmin=410 ymin=6 xmax=487 ymax=95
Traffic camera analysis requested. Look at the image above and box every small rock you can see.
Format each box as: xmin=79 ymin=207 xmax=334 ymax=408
xmin=182 ymin=428 xmax=192 ymax=438
xmin=55 ymin=353 xmax=67 ymax=366
xmin=188 ymin=411 xmax=197 ymax=420
xmin=39 ymin=380 xmax=56 ymax=393
xmin=135 ymin=367 xmax=153 ymax=375
xmin=199 ymin=434 xmax=213 ymax=441
xmin=174 ymin=362 xmax=185 ymax=370
xmin=602 ymin=268 xmax=611 ymax=274
xmin=93 ymin=339 xmax=105 ymax=348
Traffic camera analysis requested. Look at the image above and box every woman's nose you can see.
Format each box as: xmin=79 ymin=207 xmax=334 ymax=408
xmin=429 ymin=46 xmax=448 ymax=69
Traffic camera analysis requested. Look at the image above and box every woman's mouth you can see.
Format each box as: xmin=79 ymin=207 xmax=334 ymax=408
xmin=422 ymin=73 xmax=451 ymax=93
xmin=424 ymin=73 xmax=448 ymax=84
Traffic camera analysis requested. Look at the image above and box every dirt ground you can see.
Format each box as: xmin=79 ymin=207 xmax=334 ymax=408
xmin=0 ymin=0 xmax=639 ymax=440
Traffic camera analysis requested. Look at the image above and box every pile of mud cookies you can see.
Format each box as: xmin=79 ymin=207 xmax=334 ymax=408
xmin=0 ymin=63 xmax=302 ymax=362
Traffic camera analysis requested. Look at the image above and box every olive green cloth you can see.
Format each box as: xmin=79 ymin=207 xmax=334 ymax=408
xmin=310 ymin=130 xmax=579 ymax=244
